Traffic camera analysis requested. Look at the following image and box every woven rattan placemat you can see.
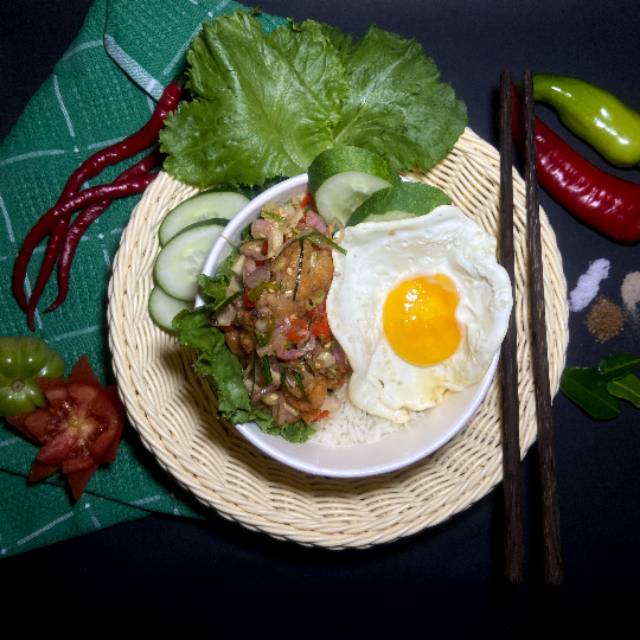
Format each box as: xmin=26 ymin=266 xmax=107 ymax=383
xmin=107 ymin=128 xmax=568 ymax=548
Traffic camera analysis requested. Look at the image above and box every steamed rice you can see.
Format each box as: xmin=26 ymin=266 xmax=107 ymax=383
xmin=310 ymin=386 xmax=412 ymax=447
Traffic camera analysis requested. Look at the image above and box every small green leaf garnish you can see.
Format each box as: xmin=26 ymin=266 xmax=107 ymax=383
xmin=262 ymin=210 xmax=286 ymax=223
xmin=295 ymin=370 xmax=308 ymax=400
xmin=247 ymin=281 xmax=279 ymax=303
xmin=213 ymin=291 xmax=241 ymax=313
xmin=306 ymin=230 xmax=347 ymax=254
xmin=293 ymin=238 xmax=305 ymax=300
xmin=261 ymin=356 xmax=273 ymax=385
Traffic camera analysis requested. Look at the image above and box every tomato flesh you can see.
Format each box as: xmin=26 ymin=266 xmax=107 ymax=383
xmin=299 ymin=192 xmax=313 ymax=208
xmin=307 ymin=302 xmax=332 ymax=342
xmin=286 ymin=317 xmax=309 ymax=343
xmin=5 ymin=355 xmax=124 ymax=500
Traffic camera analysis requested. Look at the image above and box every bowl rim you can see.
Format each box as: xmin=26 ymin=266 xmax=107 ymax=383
xmin=198 ymin=172 xmax=499 ymax=478
xmin=235 ymin=353 xmax=498 ymax=478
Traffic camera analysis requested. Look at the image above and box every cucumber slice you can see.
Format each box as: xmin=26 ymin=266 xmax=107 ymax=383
xmin=159 ymin=191 xmax=249 ymax=246
xmin=154 ymin=221 xmax=226 ymax=301
xmin=347 ymin=182 xmax=451 ymax=226
xmin=308 ymin=146 xmax=397 ymax=223
xmin=148 ymin=286 xmax=192 ymax=332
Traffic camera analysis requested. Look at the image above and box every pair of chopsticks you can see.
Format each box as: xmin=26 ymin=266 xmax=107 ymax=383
xmin=498 ymin=70 xmax=563 ymax=586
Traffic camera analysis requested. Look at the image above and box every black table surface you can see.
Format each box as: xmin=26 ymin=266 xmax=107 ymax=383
xmin=2 ymin=0 xmax=639 ymax=633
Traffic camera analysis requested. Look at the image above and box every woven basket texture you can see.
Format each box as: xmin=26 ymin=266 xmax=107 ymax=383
xmin=107 ymin=128 xmax=569 ymax=548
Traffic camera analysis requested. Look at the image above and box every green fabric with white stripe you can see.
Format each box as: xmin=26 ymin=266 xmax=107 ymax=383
xmin=0 ymin=0 xmax=287 ymax=558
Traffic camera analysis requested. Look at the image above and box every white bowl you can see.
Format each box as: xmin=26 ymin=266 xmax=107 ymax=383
xmin=199 ymin=173 xmax=498 ymax=478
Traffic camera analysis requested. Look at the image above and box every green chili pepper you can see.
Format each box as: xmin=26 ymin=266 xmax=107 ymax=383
xmin=0 ymin=337 xmax=65 ymax=417
xmin=533 ymin=74 xmax=640 ymax=168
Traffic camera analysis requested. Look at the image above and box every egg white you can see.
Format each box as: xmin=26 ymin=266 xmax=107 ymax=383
xmin=326 ymin=205 xmax=513 ymax=423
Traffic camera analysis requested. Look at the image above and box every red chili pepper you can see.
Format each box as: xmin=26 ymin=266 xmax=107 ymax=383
xmin=19 ymin=174 xmax=156 ymax=330
xmin=511 ymin=85 xmax=640 ymax=244
xmin=57 ymin=81 xmax=182 ymax=202
xmin=13 ymin=81 xmax=183 ymax=315
xmin=46 ymin=150 xmax=163 ymax=312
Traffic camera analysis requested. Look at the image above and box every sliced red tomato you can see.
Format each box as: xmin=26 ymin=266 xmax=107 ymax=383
xmin=286 ymin=317 xmax=309 ymax=343
xmin=299 ymin=192 xmax=313 ymax=208
xmin=242 ymin=290 xmax=256 ymax=309
xmin=6 ymin=355 xmax=124 ymax=501
xmin=307 ymin=302 xmax=332 ymax=342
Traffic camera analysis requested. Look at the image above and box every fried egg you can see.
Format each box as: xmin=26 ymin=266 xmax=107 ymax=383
xmin=326 ymin=205 xmax=513 ymax=423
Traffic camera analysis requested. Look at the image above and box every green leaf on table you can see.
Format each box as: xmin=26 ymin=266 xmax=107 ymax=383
xmin=598 ymin=354 xmax=640 ymax=380
xmin=606 ymin=374 xmax=640 ymax=408
xmin=560 ymin=367 xmax=620 ymax=420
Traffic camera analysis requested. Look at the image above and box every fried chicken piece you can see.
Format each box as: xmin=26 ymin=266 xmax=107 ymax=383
xmin=257 ymin=240 xmax=333 ymax=321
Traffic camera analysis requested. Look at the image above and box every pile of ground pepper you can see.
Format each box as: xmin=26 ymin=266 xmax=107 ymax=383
xmin=586 ymin=296 xmax=625 ymax=342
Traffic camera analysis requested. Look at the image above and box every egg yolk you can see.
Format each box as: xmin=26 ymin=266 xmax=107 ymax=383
xmin=382 ymin=274 xmax=461 ymax=366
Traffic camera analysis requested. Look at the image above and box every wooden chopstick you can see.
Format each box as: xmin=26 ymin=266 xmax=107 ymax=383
xmin=498 ymin=70 xmax=524 ymax=583
xmin=522 ymin=70 xmax=564 ymax=586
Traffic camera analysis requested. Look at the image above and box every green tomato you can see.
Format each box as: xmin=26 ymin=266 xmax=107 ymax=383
xmin=0 ymin=337 xmax=65 ymax=417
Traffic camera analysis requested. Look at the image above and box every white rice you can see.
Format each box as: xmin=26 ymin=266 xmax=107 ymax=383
xmin=309 ymin=385 xmax=411 ymax=447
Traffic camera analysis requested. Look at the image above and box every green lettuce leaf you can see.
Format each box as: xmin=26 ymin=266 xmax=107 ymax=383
xmin=332 ymin=26 xmax=467 ymax=172
xmin=172 ymin=301 xmax=314 ymax=443
xmin=197 ymin=249 xmax=239 ymax=311
xmin=197 ymin=274 xmax=229 ymax=307
xmin=160 ymin=12 xmax=467 ymax=188
xmin=161 ymin=13 xmax=346 ymax=187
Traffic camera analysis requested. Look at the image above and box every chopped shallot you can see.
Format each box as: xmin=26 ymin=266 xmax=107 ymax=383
xmin=301 ymin=210 xmax=327 ymax=234
xmin=244 ymin=266 xmax=271 ymax=289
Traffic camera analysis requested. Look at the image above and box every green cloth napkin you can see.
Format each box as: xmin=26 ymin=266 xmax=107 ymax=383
xmin=0 ymin=0 xmax=287 ymax=558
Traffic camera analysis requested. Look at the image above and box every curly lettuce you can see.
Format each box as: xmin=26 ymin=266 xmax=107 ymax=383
xmin=160 ymin=11 xmax=467 ymax=188
xmin=172 ymin=261 xmax=314 ymax=443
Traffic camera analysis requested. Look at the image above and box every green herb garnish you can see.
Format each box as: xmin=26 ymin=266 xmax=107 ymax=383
xmin=213 ymin=291 xmax=241 ymax=313
xmin=294 ymin=371 xmax=308 ymax=400
xmin=262 ymin=210 xmax=286 ymax=223
xmin=293 ymin=238 xmax=305 ymax=300
xmin=306 ymin=230 xmax=347 ymax=255
xmin=247 ymin=281 xmax=280 ymax=303
xmin=261 ymin=356 xmax=273 ymax=385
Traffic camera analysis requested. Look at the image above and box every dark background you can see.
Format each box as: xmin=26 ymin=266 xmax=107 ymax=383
xmin=2 ymin=0 xmax=639 ymax=633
